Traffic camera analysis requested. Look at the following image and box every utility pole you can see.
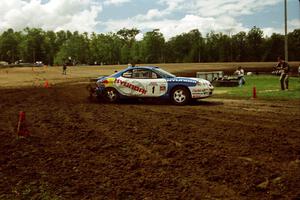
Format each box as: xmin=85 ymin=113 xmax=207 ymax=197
xmin=284 ymin=0 xmax=288 ymax=61
xmin=230 ymin=30 xmax=233 ymax=62
xmin=299 ymin=1 xmax=300 ymax=31
xmin=227 ymin=28 xmax=233 ymax=62
xmin=198 ymin=37 xmax=201 ymax=63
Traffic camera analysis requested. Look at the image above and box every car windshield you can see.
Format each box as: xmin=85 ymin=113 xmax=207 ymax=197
xmin=154 ymin=68 xmax=176 ymax=78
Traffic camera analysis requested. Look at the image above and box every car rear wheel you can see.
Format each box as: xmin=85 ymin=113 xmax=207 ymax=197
xmin=171 ymin=86 xmax=190 ymax=105
xmin=104 ymin=88 xmax=119 ymax=103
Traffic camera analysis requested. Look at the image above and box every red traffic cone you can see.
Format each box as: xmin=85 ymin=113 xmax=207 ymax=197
xmin=44 ymin=80 xmax=50 ymax=88
xmin=17 ymin=111 xmax=30 ymax=137
xmin=252 ymin=86 xmax=257 ymax=99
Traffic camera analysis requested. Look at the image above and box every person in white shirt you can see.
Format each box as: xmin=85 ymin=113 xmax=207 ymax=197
xmin=234 ymin=66 xmax=245 ymax=86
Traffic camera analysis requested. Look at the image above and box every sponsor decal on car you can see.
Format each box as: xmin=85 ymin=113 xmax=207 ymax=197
xmin=192 ymin=88 xmax=210 ymax=93
xmin=160 ymin=85 xmax=166 ymax=91
xmin=192 ymin=91 xmax=211 ymax=98
xmin=101 ymin=78 xmax=147 ymax=95
xmin=102 ymin=77 xmax=116 ymax=87
xmin=115 ymin=78 xmax=147 ymax=95
xmin=167 ymin=79 xmax=197 ymax=84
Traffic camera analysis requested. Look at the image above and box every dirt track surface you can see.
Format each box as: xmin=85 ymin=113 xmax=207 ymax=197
xmin=0 ymin=84 xmax=300 ymax=199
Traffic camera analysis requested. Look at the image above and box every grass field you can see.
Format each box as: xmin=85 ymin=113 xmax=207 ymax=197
xmin=214 ymin=75 xmax=300 ymax=100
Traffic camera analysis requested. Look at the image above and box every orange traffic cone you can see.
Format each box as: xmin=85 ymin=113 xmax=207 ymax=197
xmin=44 ymin=80 xmax=50 ymax=88
xmin=17 ymin=111 xmax=30 ymax=137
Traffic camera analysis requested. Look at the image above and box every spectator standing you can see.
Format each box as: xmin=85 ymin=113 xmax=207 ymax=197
xmin=62 ymin=63 xmax=67 ymax=75
xmin=234 ymin=66 xmax=245 ymax=86
xmin=275 ymin=56 xmax=290 ymax=90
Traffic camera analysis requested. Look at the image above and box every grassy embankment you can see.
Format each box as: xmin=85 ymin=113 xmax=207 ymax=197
xmin=214 ymin=75 xmax=300 ymax=100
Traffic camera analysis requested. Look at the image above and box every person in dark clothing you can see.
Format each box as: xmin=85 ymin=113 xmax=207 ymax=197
xmin=62 ymin=63 xmax=67 ymax=75
xmin=275 ymin=56 xmax=290 ymax=90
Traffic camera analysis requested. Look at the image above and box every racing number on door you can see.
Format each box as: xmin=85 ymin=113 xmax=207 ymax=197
xmin=147 ymin=81 xmax=167 ymax=96
xmin=147 ymin=82 xmax=159 ymax=96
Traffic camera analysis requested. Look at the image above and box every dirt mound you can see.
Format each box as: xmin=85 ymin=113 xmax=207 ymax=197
xmin=0 ymin=84 xmax=299 ymax=199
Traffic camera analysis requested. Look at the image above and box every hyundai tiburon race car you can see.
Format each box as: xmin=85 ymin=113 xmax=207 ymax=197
xmin=92 ymin=66 xmax=213 ymax=105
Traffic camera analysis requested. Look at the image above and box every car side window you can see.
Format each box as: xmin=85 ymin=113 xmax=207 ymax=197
xmin=132 ymin=69 xmax=148 ymax=78
xmin=131 ymin=69 xmax=160 ymax=79
xmin=122 ymin=70 xmax=133 ymax=78
xmin=151 ymin=72 xmax=158 ymax=79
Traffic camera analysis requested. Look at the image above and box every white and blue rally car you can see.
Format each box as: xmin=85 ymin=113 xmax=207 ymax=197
xmin=93 ymin=66 xmax=213 ymax=105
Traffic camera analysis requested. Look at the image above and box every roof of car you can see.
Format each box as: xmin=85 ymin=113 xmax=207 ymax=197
xmin=127 ymin=66 xmax=159 ymax=70
xmin=110 ymin=66 xmax=160 ymax=78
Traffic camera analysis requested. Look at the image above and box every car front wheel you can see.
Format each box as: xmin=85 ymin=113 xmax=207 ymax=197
xmin=171 ymin=86 xmax=190 ymax=105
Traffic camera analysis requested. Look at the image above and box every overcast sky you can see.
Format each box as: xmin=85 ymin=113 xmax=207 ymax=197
xmin=0 ymin=0 xmax=299 ymax=39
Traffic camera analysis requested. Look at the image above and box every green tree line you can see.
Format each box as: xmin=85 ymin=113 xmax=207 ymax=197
xmin=0 ymin=27 xmax=299 ymax=65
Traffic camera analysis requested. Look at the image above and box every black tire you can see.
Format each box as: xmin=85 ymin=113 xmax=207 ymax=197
xmin=171 ymin=86 xmax=190 ymax=105
xmin=104 ymin=87 xmax=119 ymax=103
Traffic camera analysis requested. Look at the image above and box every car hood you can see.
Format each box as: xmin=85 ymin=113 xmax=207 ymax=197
xmin=96 ymin=76 xmax=109 ymax=83
xmin=177 ymin=77 xmax=211 ymax=84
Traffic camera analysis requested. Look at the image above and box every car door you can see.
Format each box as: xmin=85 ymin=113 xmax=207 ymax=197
xmin=122 ymin=68 xmax=167 ymax=97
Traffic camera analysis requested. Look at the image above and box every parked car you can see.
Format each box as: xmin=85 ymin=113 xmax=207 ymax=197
xmin=34 ymin=61 xmax=43 ymax=67
xmin=91 ymin=66 xmax=214 ymax=105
